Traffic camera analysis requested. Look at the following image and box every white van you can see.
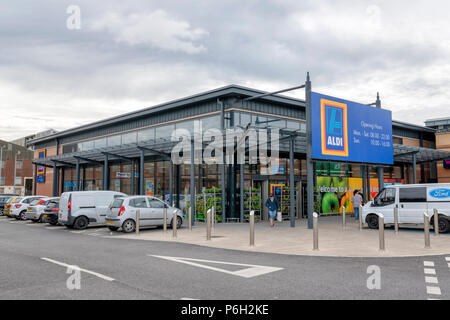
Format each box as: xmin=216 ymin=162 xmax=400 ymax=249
xmin=362 ymin=183 xmax=450 ymax=233
xmin=58 ymin=191 xmax=127 ymax=229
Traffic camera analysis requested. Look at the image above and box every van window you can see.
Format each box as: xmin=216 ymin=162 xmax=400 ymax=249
xmin=399 ymin=187 xmax=427 ymax=203
xmin=373 ymin=188 xmax=395 ymax=206
xmin=129 ymin=198 xmax=148 ymax=208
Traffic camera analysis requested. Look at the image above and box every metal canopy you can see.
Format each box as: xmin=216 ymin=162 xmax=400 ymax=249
xmin=393 ymin=144 xmax=450 ymax=164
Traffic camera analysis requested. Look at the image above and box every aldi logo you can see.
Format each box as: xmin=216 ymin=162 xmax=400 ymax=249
xmin=320 ymin=99 xmax=348 ymax=157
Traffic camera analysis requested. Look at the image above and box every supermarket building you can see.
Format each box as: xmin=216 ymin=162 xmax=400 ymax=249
xmin=28 ymin=85 xmax=450 ymax=224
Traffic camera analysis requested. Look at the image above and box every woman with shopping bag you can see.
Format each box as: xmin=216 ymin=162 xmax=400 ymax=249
xmin=265 ymin=194 xmax=279 ymax=227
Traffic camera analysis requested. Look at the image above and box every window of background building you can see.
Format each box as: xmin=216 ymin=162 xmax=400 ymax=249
xmin=94 ymin=138 xmax=106 ymax=148
xmin=0 ymin=177 xmax=4 ymax=185
xmin=155 ymin=125 xmax=175 ymax=141
xmin=16 ymin=160 xmax=23 ymax=169
xmin=15 ymin=176 xmax=22 ymax=185
xmin=107 ymin=135 xmax=121 ymax=147
xmin=122 ymin=132 xmax=137 ymax=145
xmin=138 ymin=128 xmax=155 ymax=143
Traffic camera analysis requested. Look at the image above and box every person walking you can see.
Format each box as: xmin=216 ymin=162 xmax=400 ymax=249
xmin=265 ymin=194 xmax=279 ymax=227
xmin=351 ymin=189 xmax=363 ymax=221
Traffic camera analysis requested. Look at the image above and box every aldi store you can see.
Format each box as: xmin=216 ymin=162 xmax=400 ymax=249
xmin=28 ymin=85 xmax=450 ymax=225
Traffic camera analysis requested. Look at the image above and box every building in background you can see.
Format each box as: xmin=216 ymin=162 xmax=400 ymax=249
xmin=10 ymin=129 xmax=57 ymax=150
xmin=425 ymin=117 xmax=450 ymax=183
xmin=27 ymin=85 xmax=450 ymax=223
xmin=0 ymin=140 xmax=34 ymax=195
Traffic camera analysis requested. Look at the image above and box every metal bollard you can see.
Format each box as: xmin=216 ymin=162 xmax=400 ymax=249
xmin=136 ymin=210 xmax=140 ymax=235
xmin=379 ymin=214 xmax=385 ymax=251
xmin=433 ymin=208 xmax=439 ymax=236
xmin=163 ymin=207 xmax=167 ymax=232
xmin=424 ymin=212 xmax=430 ymax=248
xmin=313 ymin=212 xmax=319 ymax=251
xmin=172 ymin=212 xmax=178 ymax=238
xmin=250 ymin=210 xmax=255 ymax=246
xmin=188 ymin=207 xmax=192 ymax=231
xmin=394 ymin=206 xmax=399 ymax=235
xmin=206 ymin=209 xmax=212 ymax=241
xmin=359 ymin=204 xmax=363 ymax=230
xmin=212 ymin=206 xmax=215 ymax=230
xmin=342 ymin=206 xmax=346 ymax=230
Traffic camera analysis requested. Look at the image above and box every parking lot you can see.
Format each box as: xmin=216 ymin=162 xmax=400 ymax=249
xmin=1 ymin=215 xmax=449 ymax=300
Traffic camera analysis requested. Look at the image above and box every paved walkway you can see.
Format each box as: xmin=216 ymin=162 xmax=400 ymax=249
xmin=111 ymin=216 xmax=450 ymax=257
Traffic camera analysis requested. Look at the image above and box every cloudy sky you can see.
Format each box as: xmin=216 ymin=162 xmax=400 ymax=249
xmin=1 ymin=1 xmax=449 ymax=141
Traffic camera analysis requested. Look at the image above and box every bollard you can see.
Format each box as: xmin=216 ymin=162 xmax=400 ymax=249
xmin=313 ymin=212 xmax=319 ymax=251
xmin=342 ymin=206 xmax=346 ymax=230
xmin=206 ymin=209 xmax=212 ymax=241
xmin=212 ymin=206 xmax=215 ymax=230
xmin=172 ymin=212 xmax=178 ymax=238
xmin=136 ymin=209 xmax=140 ymax=235
xmin=433 ymin=208 xmax=439 ymax=236
xmin=163 ymin=207 xmax=167 ymax=232
xmin=188 ymin=207 xmax=192 ymax=231
xmin=394 ymin=206 xmax=399 ymax=235
xmin=424 ymin=212 xmax=430 ymax=248
xmin=379 ymin=214 xmax=385 ymax=251
xmin=359 ymin=204 xmax=363 ymax=230
xmin=249 ymin=210 xmax=255 ymax=246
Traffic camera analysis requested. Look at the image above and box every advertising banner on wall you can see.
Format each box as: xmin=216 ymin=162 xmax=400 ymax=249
xmin=315 ymin=176 xmax=379 ymax=215
xmin=311 ymin=92 xmax=393 ymax=164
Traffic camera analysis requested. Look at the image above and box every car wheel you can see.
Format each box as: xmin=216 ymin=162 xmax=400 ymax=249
xmin=19 ymin=211 xmax=27 ymax=220
xmin=171 ymin=216 xmax=182 ymax=229
xmin=438 ymin=217 xmax=450 ymax=233
xmin=122 ymin=219 xmax=136 ymax=233
xmin=367 ymin=214 xmax=379 ymax=229
xmin=73 ymin=216 xmax=88 ymax=230
xmin=108 ymin=226 xmax=119 ymax=232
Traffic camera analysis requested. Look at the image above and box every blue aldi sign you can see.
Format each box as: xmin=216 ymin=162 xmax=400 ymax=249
xmin=311 ymin=92 xmax=393 ymax=165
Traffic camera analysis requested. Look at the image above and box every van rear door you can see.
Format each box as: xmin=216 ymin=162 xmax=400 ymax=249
xmin=59 ymin=193 xmax=70 ymax=221
xmin=398 ymin=187 xmax=428 ymax=223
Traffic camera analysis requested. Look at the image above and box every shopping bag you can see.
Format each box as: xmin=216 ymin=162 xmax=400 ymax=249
xmin=276 ymin=211 xmax=282 ymax=222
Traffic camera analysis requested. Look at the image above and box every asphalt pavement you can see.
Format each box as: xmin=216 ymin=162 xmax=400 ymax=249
xmin=0 ymin=215 xmax=449 ymax=300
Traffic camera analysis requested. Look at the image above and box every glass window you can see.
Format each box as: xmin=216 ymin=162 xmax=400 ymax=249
xmin=267 ymin=116 xmax=286 ymax=129
xmin=399 ymin=187 xmax=427 ymax=203
xmin=148 ymin=198 xmax=165 ymax=208
xmin=94 ymin=138 xmax=106 ymax=148
xmin=111 ymin=198 xmax=123 ymax=208
xmin=138 ymin=128 xmax=155 ymax=143
xmin=286 ymin=120 xmax=300 ymax=131
xmin=16 ymin=160 xmax=23 ymax=169
xmin=0 ymin=177 xmax=4 ymax=185
xmin=107 ymin=135 xmax=121 ymax=147
xmin=155 ymin=125 xmax=175 ymax=141
xmin=253 ymin=115 xmax=267 ymax=128
xmin=202 ymin=115 xmax=220 ymax=131
xmin=176 ymin=120 xmax=194 ymax=134
xmin=240 ymin=112 xmax=251 ymax=127
xmin=129 ymin=197 xmax=148 ymax=208
xmin=299 ymin=122 xmax=306 ymax=133
xmin=122 ymin=132 xmax=137 ymax=145
xmin=374 ymin=188 xmax=396 ymax=206
xmin=81 ymin=140 xmax=94 ymax=151
xmin=15 ymin=177 xmax=22 ymax=185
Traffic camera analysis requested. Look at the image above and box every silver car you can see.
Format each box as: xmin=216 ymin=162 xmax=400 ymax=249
xmin=10 ymin=196 xmax=48 ymax=220
xmin=105 ymin=196 xmax=184 ymax=233
xmin=25 ymin=197 xmax=59 ymax=222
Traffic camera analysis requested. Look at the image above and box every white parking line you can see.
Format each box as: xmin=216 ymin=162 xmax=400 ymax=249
xmin=45 ymin=226 xmax=67 ymax=230
xmin=445 ymin=257 xmax=450 ymax=262
xmin=423 ymin=261 xmax=441 ymax=299
xmin=41 ymin=257 xmax=115 ymax=282
xmin=70 ymin=230 xmax=86 ymax=234
xmin=424 ymin=268 xmax=436 ymax=275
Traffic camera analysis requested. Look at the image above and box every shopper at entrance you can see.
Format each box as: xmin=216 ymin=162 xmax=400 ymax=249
xmin=265 ymin=194 xmax=279 ymax=227
xmin=351 ymin=189 xmax=363 ymax=220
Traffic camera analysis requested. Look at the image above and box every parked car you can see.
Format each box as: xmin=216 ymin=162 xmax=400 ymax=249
xmin=0 ymin=194 xmax=18 ymax=215
xmin=42 ymin=198 xmax=60 ymax=225
xmin=58 ymin=191 xmax=127 ymax=229
xmin=26 ymin=197 xmax=59 ymax=222
xmin=3 ymin=196 xmax=21 ymax=217
xmin=10 ymin=196 xmax=48 ymax=220
xmin=362 ymin=183 xmax=450 ymax=233
xmin=105 ymin=195 xmax=184 ymax=233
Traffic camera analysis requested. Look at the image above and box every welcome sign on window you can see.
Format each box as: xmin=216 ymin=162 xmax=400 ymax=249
xmin=312 ymin=92 xmax=393 ymax=165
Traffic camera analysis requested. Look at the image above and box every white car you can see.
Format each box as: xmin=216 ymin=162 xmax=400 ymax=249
xmin=58 ymin=191 xmax=127 ymax=229
xmin=25 ymin=197 xmax=59 ymax=222
xmin=10 ymin=196 xmax=48 ymax=220
xmin=106 ymin=196 xmax=184 ymax=233
xmin=362 ymin=183 xmax=450 ymax=233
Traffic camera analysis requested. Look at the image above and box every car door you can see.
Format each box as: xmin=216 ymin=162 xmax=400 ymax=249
xmin=398 ymin=187 xmax=428 ymax=224
xmin=147 ymin=197 xmax=165 ymax=225
xmin=129 ymin=197 xmax=151 ymax=226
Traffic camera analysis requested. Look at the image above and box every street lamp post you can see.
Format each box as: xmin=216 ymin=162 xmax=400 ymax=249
xmin=14 ymin=150 xmax=21 ymax=194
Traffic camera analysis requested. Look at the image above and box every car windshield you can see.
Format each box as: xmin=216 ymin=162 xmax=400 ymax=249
xmin=12 ymin=198 xmax=23 ymax=204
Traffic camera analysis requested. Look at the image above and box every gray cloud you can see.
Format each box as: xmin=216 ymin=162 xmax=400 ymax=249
xmin=1 ymin=0 xmax=450 ymax=140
